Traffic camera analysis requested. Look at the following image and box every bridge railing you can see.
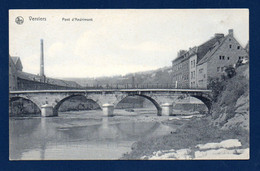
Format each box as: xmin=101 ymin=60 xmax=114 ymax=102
xmin=14 ymin=83 xmax=209 ymax=91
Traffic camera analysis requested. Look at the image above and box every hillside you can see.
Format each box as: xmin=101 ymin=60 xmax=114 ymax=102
xmin=62 ymin=66 xmax=172 ymax=87
xmin=122 ymin=63 xmax=250 ymax=159
xmin=211 ymin=63 xmax=249 ymax=131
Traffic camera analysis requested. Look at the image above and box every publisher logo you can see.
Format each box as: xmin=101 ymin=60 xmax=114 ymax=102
xmin=15 ymin=16 xmax=24 ymax=25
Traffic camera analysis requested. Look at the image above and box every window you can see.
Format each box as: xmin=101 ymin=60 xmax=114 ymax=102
xmin=229 ymin=45 xmax=232 ymax=48
xmin=237 ymin=46 xmax=240 ymax=49
xmin=217 ymin=67 xmax=220 ymax=72
xmin=191 ymin=71 xmax=196 ymax=79
xmin=227 ymin=57 xmax=230 ymax=60
xmin=229 ymin=38 xmax=231 ymax=41
xmin=199 ymin=68 xmax=203 ymax=73
xmin=220 ymin=56 xmax=225 ymax=60
xmin=221 ymin=67 xmax=224 ymax=72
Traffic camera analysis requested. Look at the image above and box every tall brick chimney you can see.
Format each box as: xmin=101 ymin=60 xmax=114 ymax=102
xmin=40 ymin=39 xmax=45 ymax=77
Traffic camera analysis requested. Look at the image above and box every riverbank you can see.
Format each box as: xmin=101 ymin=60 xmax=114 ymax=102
xmin=121 ymin=116 xmax=249 ymax=159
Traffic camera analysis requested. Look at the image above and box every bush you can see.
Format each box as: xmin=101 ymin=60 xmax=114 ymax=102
xmin=211 ymin=64 xmax=249 ymax=125
xmin=225 ymin=65 xmax=236 ymax=79
xmin=207 ymin=77 xmax=224 ymax=102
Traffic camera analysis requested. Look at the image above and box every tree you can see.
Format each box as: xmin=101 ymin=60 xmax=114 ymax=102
xmin=225 ymin=65 xmax=236 ymax=79
xmin=207 ymin=77 xmax=224 ymax=102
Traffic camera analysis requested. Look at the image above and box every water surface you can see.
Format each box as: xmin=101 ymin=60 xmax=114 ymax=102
xmin=10 ymin=109 xmax=177 ymax=160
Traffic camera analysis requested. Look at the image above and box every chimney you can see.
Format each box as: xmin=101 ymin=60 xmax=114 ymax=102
xmin=40 ymin=39 xmax=45 ymax=77
xmin=178 ymin=50 xmax=187 ymax=57
xmin=228 ymin=29 xmax=233 ymax=36
xmin=214 ymin=33 xmax=224 ymax=38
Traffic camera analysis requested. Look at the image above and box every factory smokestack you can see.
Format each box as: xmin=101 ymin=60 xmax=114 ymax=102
xmin=40 ymin=39 xmax=45 ymax=77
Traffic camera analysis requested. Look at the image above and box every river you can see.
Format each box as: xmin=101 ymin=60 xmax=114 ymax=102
xmin=9 ymin=108 xmax=186 ymax=160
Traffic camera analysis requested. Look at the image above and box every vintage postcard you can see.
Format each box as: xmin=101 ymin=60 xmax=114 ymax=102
xmin=9 ymin=9 xmax=249 ymax=160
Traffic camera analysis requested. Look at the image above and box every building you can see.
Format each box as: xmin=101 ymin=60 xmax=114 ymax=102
xmin=172 ymin=29 xmax=249 ymax=89
xmin=172 ymin=50 xmax=186 ymax=88
xmin=9 ymin=39 xmax=82 ymax=90
xmin=9 ymin=56 xmax=81 ymax=90
xmin=9 ymin=56 xmax=19 ymax=90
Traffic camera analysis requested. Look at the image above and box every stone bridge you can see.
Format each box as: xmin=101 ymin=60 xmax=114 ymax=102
xmin=9 ymin=89 xmax=212 ymax=117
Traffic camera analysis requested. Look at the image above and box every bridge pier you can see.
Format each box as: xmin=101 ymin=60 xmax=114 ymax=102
xmin=41 ymin=104 xmax=57 ymax=117
xmin=157 ymin=108 xmax=162 ymax=116
xmin=102 ymin=104 xmax=114 ymax=117
xmin=161 ymin=103 xmax=173 ymax=116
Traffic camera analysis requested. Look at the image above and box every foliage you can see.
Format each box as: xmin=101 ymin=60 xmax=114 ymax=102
xmin=224 ymin=65 xmax=236 ymax=79
xmin=207 ymin=77 xmax=224 ymax=102
xmin=211 ymin=64 xmax=249 ymax=124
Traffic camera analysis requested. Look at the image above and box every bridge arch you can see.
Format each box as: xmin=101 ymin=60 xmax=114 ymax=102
xmin=190 ymin=94 xmax=212 ymax=113
xmin=9 ymin=96 xmax=41 ymax=116
xmin=53 ymin=94 xmax=102 ymax=116
xmin=114 ymin=94 xmax=162 ymax=115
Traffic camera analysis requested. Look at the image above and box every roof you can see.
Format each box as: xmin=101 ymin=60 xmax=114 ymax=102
xmin=9 ymin=56 xmax=16 ymax=67
xmin=11 ymin=57 xmax=19 ymax=64
xmin=197 ymin=36 xmax=227 ymax=65
xmin=196 ymin=35 xmax=224 ymax=63
xmin=11 ymin=56 xmax=23 ymax=71
xmin=172 ymin=34 xmax=224 ymax=64
xmin=17 ymin=71 xmax=81 ymax=88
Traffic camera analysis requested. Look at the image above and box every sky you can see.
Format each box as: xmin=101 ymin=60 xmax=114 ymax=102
xmin=9 ymin=9 xmax=249 ymax=78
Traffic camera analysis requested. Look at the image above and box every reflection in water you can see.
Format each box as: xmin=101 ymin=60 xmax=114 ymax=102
xmin=10 ymin=110 xmax=176 ymax=160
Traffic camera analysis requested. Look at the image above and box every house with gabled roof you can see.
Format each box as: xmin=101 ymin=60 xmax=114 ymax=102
xmin=172 ymin=29 xmax=248 ymax=89
xmin=196 ymin=29 xmax=248 ymax=88
xmin=172 ymin=31 xmax=225 ymax=88
xmin=11 ymin=56 xmax=23 ymax=71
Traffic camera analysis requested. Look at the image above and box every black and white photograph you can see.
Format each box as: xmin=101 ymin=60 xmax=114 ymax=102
xmin=9 ymin=9 xmax=249 ymax=160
